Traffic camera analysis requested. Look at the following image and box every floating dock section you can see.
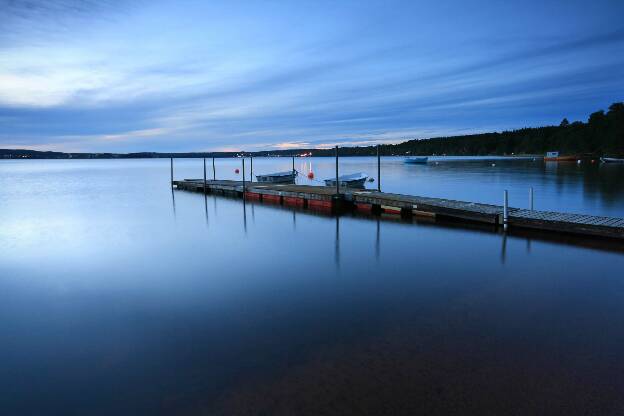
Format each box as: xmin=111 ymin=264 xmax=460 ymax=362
xmin=173 ymin=179 xmax=624 ymax=240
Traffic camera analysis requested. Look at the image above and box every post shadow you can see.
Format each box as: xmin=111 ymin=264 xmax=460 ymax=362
xmin=335 ymin=215 xmax=341 ymax=269
xmin=375 ymin=217 xmax=380 ymax=261
xmin=501 ymin=232 xmax=507 ymax=264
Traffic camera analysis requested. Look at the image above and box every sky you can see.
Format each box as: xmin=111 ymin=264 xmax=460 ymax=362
xmin=0 ymin=0 xmax=623 ymax=153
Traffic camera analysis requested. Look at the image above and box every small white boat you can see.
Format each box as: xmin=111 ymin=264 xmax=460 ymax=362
xmin=324 ymin=172 xmax=368 ymax=188
xmin=600 ymin=157 xmax=624 ymax=163
xmin=256 ymin=170 xmax=297 ymax=183
xmin=404 ymin=157 xmax=428 ymax=164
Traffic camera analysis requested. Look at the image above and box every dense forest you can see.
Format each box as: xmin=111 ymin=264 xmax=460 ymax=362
xmin=319 ymin=101 xmax=623 ymax=157
xmin=2 ymin=102 xmax=622 ymax=159
xmin=382 ymin=102 xmax=624 ymax=157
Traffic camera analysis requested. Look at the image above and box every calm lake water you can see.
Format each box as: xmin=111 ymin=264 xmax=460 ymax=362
xmin=1 ymin=157 xmax=624 ymax=415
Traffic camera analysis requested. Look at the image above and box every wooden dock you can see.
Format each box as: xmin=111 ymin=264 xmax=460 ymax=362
xmin=173 ymin=179 xmax=624 ymax=240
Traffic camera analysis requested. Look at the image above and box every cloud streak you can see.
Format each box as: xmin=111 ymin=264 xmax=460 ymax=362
xmin=1 ymin=0 xmax=623 ymax=152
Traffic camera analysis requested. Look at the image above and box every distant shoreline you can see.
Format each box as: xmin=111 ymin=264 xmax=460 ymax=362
xmin=0 ymin=152 xmax=544 ymax=160
xmin=2 ymin=101 xmax=622 ymax=160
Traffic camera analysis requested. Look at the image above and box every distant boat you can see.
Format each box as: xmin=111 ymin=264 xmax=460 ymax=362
xmin=600 ymin=157 xmax=624 ymax=163
xmin=404 ymin=157 xmax=428 ymax=164
xmin=544 ymin=151 xmax=578 ymax=162
xmin=324 ymin=172 xmax=368 ymax=188
xmin=256 ymin=170 xmax=297 ymax=183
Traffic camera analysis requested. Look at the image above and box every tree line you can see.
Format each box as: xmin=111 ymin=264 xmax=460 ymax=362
xmin=2 ymin=102 xmax=622 ymax=159
xmin=331 ymin=102 xmax=623 ymax=157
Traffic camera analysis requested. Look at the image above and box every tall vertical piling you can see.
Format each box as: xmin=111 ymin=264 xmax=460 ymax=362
xmin=335 ymin=146 xmax=339 ymax=195
xmin=503 ymin=190 xmax=509 ymax=231
xmin=242 ymin=159 xmax=246 ymax=199
xmin=377 ymin=145 xmax=381 ymax=192
xmin=170 ymin=157 xmax=174 ymax=189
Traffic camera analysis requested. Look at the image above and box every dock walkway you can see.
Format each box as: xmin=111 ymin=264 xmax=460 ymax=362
xmin=173 ymin=179 xmax=624 ymax=240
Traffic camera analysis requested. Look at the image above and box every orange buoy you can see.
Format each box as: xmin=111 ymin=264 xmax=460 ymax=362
xmin=307 ymin=171 xmax=314 ymax=179
xmin=235 ymin=168 xmax=239 ymax=174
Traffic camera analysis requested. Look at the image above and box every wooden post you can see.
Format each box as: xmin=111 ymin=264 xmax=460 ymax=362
xmin=242 ymin=158 xmax=246 ymax=199
xmin=292 ymin=155 xmax=295 ymax=173
xmin=170 ymin=157 xmax=173 ymax=189
xmin=203 ymin=157 xmax=207 ymax=194
xmin=503 ymin=190 xmax=508 ymax=231
xmin=212 ymin=157 xmax=216 ymax=180
xmin=335 ymin=145 xmax=339 ymax=194
xmin=377 ymin=145 xmax=381 ymax=192
xmin=529 ymin=187 xmax=534 ymax=210
xmin=250 ymin=156 xmax=253 ymax=182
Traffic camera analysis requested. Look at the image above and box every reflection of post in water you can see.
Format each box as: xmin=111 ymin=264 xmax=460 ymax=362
xmin=243 ymin=197 xmax=247 ymax=234
xmin=204 ymin=193 xmax=209 ymax=227
xmin=251 ymin=200 xmax=255 ymax=223
xmin=375 ymin=217 xmax=380 ymax=261
xmin=335 ymin=215 xmax=340 ymax=269
xmin=501 ymin=232 xmax=507 ymax=264
xmin=171 ymin=189 xmax=176 ymax=219
xmin=526 ymin=237 xmax=531 ymax=253
xmin=292 ymin=209 xmax=296 ymax=231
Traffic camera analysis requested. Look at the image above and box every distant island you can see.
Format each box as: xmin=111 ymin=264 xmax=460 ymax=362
xmin=2 ymin=102 xmax=622 ymax=159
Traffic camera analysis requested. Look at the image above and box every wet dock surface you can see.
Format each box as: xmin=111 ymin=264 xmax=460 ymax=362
xmin=173 ymin=179 xmax=624 ymax=240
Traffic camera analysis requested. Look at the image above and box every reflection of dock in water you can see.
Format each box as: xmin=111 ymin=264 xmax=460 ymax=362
xmin=173 ymin=179 xmax=624 ymax=241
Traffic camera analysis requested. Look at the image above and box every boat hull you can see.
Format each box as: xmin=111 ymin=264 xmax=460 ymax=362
xmin=256 ymin=171 xmax=297 ymax=183
xmin=324 ymin=178 xmax=367 ymax=188
xmin=404 ymin=157 xmax=428 ymax=164
xmin=601 ymin=157 xmax=624 ymax=163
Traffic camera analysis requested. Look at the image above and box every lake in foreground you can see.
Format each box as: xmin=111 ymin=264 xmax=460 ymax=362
xmin=1 ymin=158 xmax=623 ymax=415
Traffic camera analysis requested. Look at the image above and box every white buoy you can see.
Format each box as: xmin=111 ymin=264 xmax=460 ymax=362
xmin=491 ymin=163 xmax=496 ymax=167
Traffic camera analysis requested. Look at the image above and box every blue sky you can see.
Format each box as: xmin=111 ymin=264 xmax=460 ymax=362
xmin=1 ymin=0 xmax=623 ymax=152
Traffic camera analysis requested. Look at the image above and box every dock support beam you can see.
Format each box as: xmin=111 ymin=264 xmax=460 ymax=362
xmin=529 ymin=187 xmax=534 ymax=210
xmin=250 ymin=156 xmax=253 ymax=182
xmin=503 ymin=190 xmax=509 ymax=231
xmin=242 ymin=159 xmax=246 ymax=199
xmin=377 ymin=145 xmax=381 ymax=192
xmin=212 ymin=157 xmax=216 ymax=180
xmin=170 ymin=157 xmax=173 ymax=189
xmin=203 ymin=158 xmax=207 ymax=194
xmin=335 ymin=145 xmax=339 ymax=195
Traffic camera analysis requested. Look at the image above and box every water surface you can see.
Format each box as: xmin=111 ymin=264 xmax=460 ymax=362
xmin=1 ymin=158 xmax=623 ymax=415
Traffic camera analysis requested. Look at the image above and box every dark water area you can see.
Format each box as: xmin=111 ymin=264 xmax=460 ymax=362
xmin=1 ymin=158 xmax=624 ymax=415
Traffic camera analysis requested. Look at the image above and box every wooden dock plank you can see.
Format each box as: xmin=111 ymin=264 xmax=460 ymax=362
xmin=173 ymin=179 xmax=624 ymax=240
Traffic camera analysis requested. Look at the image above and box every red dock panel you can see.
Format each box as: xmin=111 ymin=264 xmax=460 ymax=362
xmin=308 ymin=199 xmax=333 ymax=208
xmin=308 ymin=199 xmax=334 ymax=212
xmin=262 ymin=194 xmax=282 ymax=204
xmin=354 ymin=202 xmax=373 ymax=213
xmin=245 ymin=192 xmax=262 ymax=200
xmin=382 ymin=205 xmax=402 ymax=214
xmin=283 ymin=196 xmax=305 ymax=207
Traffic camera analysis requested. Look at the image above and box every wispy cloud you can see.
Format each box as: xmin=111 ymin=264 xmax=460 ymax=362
xmin=1 ymin=0 xmax=623 ymax=152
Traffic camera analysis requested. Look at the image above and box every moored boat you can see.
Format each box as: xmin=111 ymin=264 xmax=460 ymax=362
xmin=324 ymin=172 xmax=368 ymax=188
xmin=404 ymin=157 xmax=428 ymax=164
xmin=600 ymin=157 xmax=624 ymax=163
xmin=544 ymin=151 xmax=578 ymax=162
xmin=256 ymin=170 xmax=297 ymax=183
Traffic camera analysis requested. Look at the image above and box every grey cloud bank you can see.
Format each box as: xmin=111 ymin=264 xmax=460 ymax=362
xmin=0 ymin=0 xmax=623 ymax=152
